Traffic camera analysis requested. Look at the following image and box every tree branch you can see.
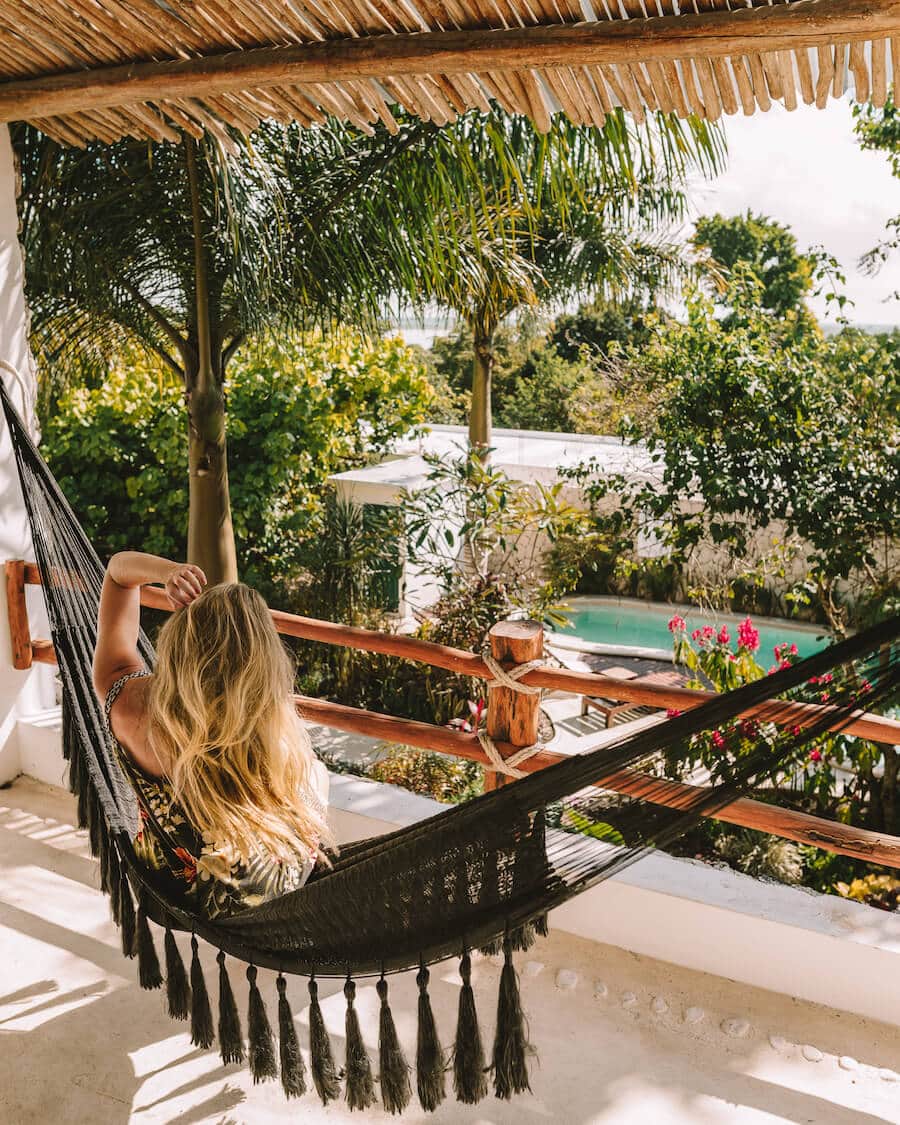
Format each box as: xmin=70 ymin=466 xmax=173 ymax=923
xmin=120 ymin=279 xmax=188 ymax=376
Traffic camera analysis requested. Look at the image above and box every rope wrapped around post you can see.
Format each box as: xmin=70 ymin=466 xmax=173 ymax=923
xmin=483 ymin=621 xmax=545 ymax=789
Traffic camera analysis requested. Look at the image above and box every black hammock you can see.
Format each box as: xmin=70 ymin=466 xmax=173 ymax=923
xmin=3 ymin=379 xmax=900 ymax=1115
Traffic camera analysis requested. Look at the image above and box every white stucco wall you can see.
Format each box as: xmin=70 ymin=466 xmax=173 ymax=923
xmin=0 ymin=123 xmax=51 ymax=783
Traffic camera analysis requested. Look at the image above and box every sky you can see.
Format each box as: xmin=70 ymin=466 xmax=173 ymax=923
xmin=688 ymin=99 xmax=900 ymax=329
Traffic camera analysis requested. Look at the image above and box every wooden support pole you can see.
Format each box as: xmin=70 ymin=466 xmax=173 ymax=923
xmin=484 ymin=619 xmax=543 ymax=791
xmin=5 ymin=560 xmax=32 ymax=670
xmin=0 ymin=0 xmax=896 ymax=123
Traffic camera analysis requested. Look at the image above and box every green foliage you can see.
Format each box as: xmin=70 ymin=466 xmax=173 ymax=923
xmin=713 ymin=831 xmax=804 ymax=885
xmin=692 ymin=210 xmax=819 ymax=324
xmin=854 ymin=95 xmax=900 ymax=289
xmin=403 ymin=449 xmax=590 ymax=627
xmin=367 ymin=744 xmax=484 ymax=805
xmin=604 ymin=280 xmax=900 ymax=630
xmin=835 ymin=874 xmax=900 ymax=911
xmin=549 ymin=297 xmax=661 ymax=361
xmin=40 ymin=332 xmax=433 ymax=596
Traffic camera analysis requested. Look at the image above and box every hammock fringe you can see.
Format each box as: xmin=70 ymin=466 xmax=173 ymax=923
xmin=453 ymin=951 xmax=488 ymax=1104
xmin=164 ymin=927 xmax=191 ymax=1020
xmin=135 ymin=897 xmax=163 ymax=989
xmin=415 ymin=963 xmax=446 ymax=1111
xmin=119 ymin=864 xmax=136 ymax=958
xmin=377 ymin=975 xmax=412 ymax=1115
xmin=190 ymin=936 xmax=215 ymax=1049
xmin=217 ymin=951 xmax=245 ymax=1064
xmin=308 ymin=977 xmax=341 ymax=1104
xmin=492 ymin=940 xmax=532 ymax=1099
xmin=246 ymin=964 xmax=278 ymax=1082
xmin=276 ymin=974 xmax=307 ymax=1098
xmin=344 ymin=977 xmax=377 ymax=1110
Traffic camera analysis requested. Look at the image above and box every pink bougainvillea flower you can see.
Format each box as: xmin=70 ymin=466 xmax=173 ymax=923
xmin=691 ymin=628 xmax=703 ymax=642
xmin=467 ymin=698 xmax=486 ymax=722
xmin=820 ymin=691 xmax=830 ymax=702
xmin=789 ymin=643 xmax=799 ymax=656
xmin=717 ymin=626 xmax=730 ymax=645
xmin=860 ymin=680 xmax=872 ymax=694
xmin=741 ymin=718 xmax=759 ymax=738
xmin=737 ymin=617 xmax=760 ymax=652
xmin=711 ymin=730 xmax=726 ymax=750
xmin=668 ymin=614 xmax=687 ymax=633
xmin=808 ymin=748 xmax=823 ymax=763
xmin=666 ymin=708 xmax=682 ymax=718
xmin=791 ymin=724 xmax=802 ymax=737
xmin=702 ymin=625 xmax=716 ymax=640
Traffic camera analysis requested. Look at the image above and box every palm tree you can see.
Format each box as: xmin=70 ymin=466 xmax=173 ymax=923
xmin=15 ymin=107 xmax=722 ymax=577
xmin=280 ymin=108 xmax=723 ymax=456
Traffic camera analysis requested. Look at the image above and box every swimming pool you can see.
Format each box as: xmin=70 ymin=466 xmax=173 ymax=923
xmin=556 ymin=597 xmax=829 ymax=661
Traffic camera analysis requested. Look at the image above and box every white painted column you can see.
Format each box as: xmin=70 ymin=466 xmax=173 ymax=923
xmin=0 ymin=123 xmax=51 ymax=783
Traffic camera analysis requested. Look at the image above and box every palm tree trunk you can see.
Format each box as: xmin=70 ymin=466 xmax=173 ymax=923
xmin=469 ymin=327 xmax=495 ymax=461
xmin=185 ymin=140 xmax=238 ymax=585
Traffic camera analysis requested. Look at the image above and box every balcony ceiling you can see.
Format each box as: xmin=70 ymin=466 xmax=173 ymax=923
xmin=0 ymin=0 xmax=898 ymax=145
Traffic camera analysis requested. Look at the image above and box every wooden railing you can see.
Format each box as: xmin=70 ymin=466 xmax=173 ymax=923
xmin=6 ymin=558 xmax=900 ymax=869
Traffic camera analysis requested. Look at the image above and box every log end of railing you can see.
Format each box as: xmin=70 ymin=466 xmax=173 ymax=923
xmin=5 ymin=559 xmax=32 ymax=670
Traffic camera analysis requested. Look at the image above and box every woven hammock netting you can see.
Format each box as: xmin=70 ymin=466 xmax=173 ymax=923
xmin=3 ymin=377 xmax=900 ymax=1112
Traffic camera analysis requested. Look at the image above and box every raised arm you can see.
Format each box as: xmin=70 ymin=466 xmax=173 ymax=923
xmin=92 ymin=552 xmax=206 ymax=699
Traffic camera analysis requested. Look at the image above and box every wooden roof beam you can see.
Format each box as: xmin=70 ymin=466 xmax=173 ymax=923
xmin=0 ymin=0 xmax=897 ymax=123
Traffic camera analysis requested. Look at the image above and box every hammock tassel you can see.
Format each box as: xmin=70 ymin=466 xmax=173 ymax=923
xmin=492 ymin=940 xmax=531 ymax=1099
xmin=343 ymin=977 xmax=376 ymax=1110
xmin=308 ymin=976 xmax=341 ymax=1105
xmin=246 ymin=965 xmax=278 ymax=1082
xmin=534 ymin=912 xmax=549 ymax=938
xmin=135 ymin=896 xmax=162 ymax=989
xmin=415 ymin=963 xmax=446 ymax=1111
xmin=216 ymin=952 xmax=244 ymax=1065
xmin=87 ymin=787 xmax=102 ymax=860
xmin=189 ymin=936 xmax=215 ymax=1049
xmin=276 ymin=974 xmax=306 ymax=1099
xmin=164 ymin=927 xmax=191 ymax=1020
xmin=107 ymin=844 xmax=122 ymax=924
xmin=376 ymin=976 xmax=411 ymax=1115
xmin=453 ymin=951 xmax=487 ymax=1104
xmin=118 ymin=864 xmax=136 ymax=959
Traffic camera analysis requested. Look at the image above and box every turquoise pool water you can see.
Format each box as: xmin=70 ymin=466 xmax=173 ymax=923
xmin=560 ymin=600 xmax=828 ymax=661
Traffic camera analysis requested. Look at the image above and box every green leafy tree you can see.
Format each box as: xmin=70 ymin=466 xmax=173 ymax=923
xmin=332 ymin=108 xmax=723 ymax=457
xmin=607 ymin=277 xmax=900 ymax=631
xmin=692 ymin=211 xmax=835 ymax=333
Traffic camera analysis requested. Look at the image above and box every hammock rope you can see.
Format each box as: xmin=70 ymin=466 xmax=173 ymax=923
xmin=3 ymin=377 xmax=899 ymax=1113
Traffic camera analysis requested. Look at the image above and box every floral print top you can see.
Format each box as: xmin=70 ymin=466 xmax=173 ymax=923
xmin=104 ymin=669 xmax=329 ymax=921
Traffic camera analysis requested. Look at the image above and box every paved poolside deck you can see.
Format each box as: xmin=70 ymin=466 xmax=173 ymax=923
xmin=2 ymin=776 xmax=899 ymax=1125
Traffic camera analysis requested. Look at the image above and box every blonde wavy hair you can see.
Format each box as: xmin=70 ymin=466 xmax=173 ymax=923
xmin=147 ymin=582 xmax=331 ymax=864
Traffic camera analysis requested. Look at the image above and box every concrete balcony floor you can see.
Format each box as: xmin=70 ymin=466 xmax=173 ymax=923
xmin=2 ymin=777 xmax=899 ymax=1124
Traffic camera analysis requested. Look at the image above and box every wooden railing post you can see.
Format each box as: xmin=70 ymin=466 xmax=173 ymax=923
xmin=5 ymin=559 xmax=32 ymax=670
xmin=484 ymin=619 xmax=543 ymax=791
xmin=5 ymin=560 xmax=32 ymax=666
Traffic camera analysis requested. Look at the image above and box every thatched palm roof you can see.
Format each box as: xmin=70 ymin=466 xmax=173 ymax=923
xmin=1 ymin=0 xmax=898 ymax=145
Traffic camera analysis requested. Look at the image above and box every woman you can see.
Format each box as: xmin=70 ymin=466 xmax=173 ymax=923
xmin=92 ymin=551 xmax=331 ymax=919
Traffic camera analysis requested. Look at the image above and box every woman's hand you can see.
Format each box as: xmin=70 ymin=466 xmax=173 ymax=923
xmin=165 ymin=563 xmax=207 ymax=608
